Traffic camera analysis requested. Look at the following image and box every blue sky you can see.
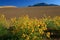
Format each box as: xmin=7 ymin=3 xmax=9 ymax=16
xmin=0 ymin=0 xmax=60 ymax=7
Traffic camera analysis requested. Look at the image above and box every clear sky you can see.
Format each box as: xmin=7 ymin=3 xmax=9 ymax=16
xmin=0 ymin=0 xmax=60 ymax=7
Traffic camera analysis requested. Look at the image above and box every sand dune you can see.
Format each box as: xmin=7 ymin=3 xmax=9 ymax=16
xmin=0 ymin=6 xmax=17 ymax=8
xmin=0 ymin=6 xmax=60 ymax=19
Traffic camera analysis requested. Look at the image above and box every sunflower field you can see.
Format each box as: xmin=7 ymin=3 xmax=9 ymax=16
xmin=0 ymin=14 xmax=60 ymax=40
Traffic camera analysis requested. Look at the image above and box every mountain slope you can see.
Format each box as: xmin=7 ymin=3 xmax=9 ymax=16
xmin=28 ymin=3 xmax=58 ymax=7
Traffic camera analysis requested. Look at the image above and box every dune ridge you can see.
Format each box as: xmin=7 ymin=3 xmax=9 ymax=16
xmin=0 ymin=6 xmax=17 ymax=8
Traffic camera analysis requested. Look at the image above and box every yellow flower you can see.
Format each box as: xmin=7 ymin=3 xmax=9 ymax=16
xmin=11 ymin=17 xmax=16 ymax=23
xmin=32 ymin=29 xmax=34 ymax=32
xmin=42 ymin=26 xmax=47 ymax=30
xmin=33 ymin=36 xmax=37 ymax=40
xmin=26 ymin=36 xmax=30 ymax=40
xmin=39 ymin=29 xmax=44 ymax=34
xmin=46 ymin=32 xmax=50 ymax=38
xmin=22 ymin=34 xmax=26 ymax=37
xmin=38 ymin=24 xmax=40 ymax=27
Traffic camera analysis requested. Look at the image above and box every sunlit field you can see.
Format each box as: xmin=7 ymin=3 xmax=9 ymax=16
xmin=0 ymin=14 xmax=60 ymax=40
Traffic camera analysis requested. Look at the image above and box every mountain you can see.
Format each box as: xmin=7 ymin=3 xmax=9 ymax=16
xmin=28 ymin=3 xmax=58 ymax=7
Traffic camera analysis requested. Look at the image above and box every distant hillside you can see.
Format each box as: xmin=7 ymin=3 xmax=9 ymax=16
xmin=28 ymin=3 xmax=58 ymax=7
